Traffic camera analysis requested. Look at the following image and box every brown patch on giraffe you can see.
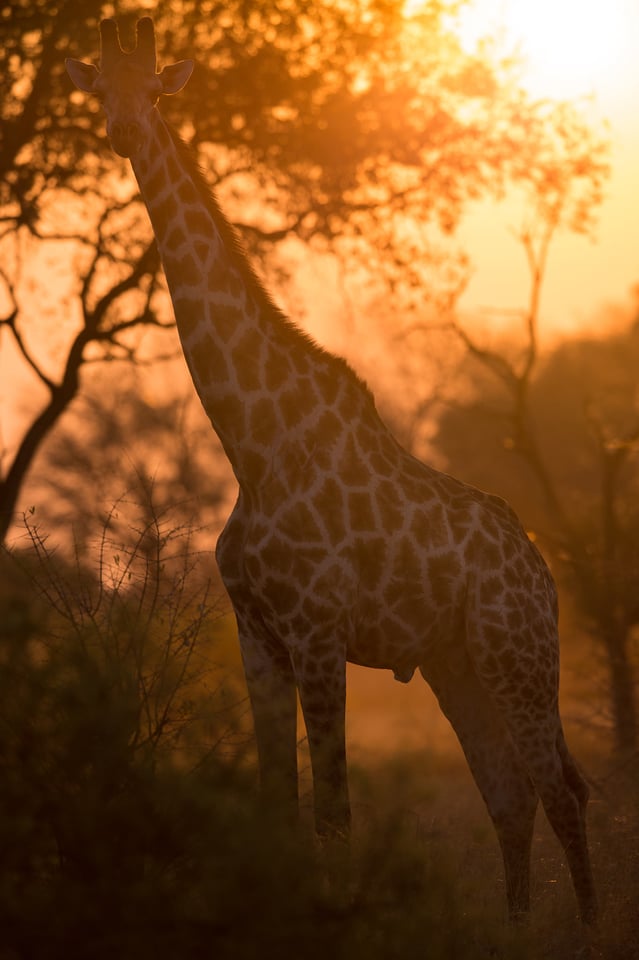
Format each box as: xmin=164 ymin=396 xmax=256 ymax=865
xmin=427 ymin=553 xmax=462 ymax=589
xmin=264 ymin=345 xmax=292 ymax=392
xmin=194 ymin=241 xmax=210 ymax=264
xmin=482 ymin=509 xmax=502 ymax=540
xmin=465 ymin=529 xmax=501 ymax=567
xmin=280 ymin=501 xmax=324 ymax=543
xmin=265 ymin=542 xmax=298 ymax=577
xmin=135 ymin=153 xmax=150 ymax=177
xmin=190 ymin=332 xmax=229 ymax=384
xmin=280 ymin=388 xmax=311 ymax=429
xmin=340 ymin=434 xmax=365 ymax=486
xmin=376 ymin=614 xmax=418 ymax=646
xmin=242 ymin=448 xmax=268 ymax=484
xmin=173 ymin=297 xmax=200 ymax=337
xmin=211 ymin=305 xmax=242 ymax=342
xmin=166 ymin=225 xmax=186 ymax=250
xmin=506 ymin=608 xmax=525 ymax=631
xmin=313 ymin=477 xmax=346 ymax=544
xmin=306 ymin=635 xmax=338 ymax=661
xmin=272 ymin=447 xmax=306 ymax=488
xmin=176 ymin=253 xmax=201 ymax=287
xmin=154 ymin=120 xmax=172 ymax=152
xmin=165 ymin=152 xmax=181 ymax=182
xmin=178 ymin=180 xmax=198 ymax=205
xmin=234 ymin=328 xmax=264 ymax=392
xmin=249 ymin=396 xmax=279 ymax=445
xmin=301 ymin=595 xmax=332 ymax=622
xmin=355 ymin=537 xmax=386 ymax=589
xmin=315 ymin=365 xmax=340 ymax=405
xmin=289 ymin=350 xmax=310 ymax=376
xmin=260 ymin=473 xmax=289 ymax=506
xmin=480 ymin=574 xmax=505 ymax=606
xmin=292 ymin=554 xmax=323 ymax=585
xmin=374 ymin=479 xmax=404 ymax=535
xmin=501 ymin=536 xmax=519 ymax=561
xmin=413 ymin=502 xmax=449 ymax=550
xmin=338 ymin=385 xmax=363 ymax=422
xmin=385 ymin=543 xmax=419 ymax=598
xmin=369 ymin=449 xmax=395 ymax=474
xmin=504 ymin=559 xmax=528 ymax=588
xmin=216 ymin=393 xmax=245 ymax=434
xmin=150 ymin=191 xmax=178 ymax=226
xmin=208 ymin=257 xmax=230 ymax=291
xmin=185 ymin=208 xmax=212 ymax=236
xmin=263 ymin=577 xmax=299 ymax=615
xmin=145 ymin=166 xmax=166 ymax=200
xmin=222 ymin=265 xmax=244 ymax=302
xmin=347 ymin=490 xmax=376 ymax=533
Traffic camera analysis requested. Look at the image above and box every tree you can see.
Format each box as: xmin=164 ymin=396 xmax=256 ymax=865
xmin=0 ymin=0 xmax=609 ymax=545
xmin=394 ymin=75 xmax=625 ymax=739
xmin=23 ymin=375 xmax=234 ymax=558
xmin=430 ymin=276 xmax=639 ymax=752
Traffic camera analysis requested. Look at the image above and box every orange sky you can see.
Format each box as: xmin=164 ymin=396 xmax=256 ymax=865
xmin=455 ymin=0 xmax=639 ymax=338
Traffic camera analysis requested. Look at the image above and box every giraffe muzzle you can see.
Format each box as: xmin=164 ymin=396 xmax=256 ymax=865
xmin=109 ymin=120 xmax=143 ymax=158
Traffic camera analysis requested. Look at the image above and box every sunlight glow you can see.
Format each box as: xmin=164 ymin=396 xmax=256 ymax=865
xmin=407 ymin=0 xmax=631 ymax=107
xmin=461 ymin=0 xmax=628 ymax=102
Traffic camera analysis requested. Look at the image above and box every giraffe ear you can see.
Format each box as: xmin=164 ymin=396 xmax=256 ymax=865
xmin=66 ymin=58 xmax=100 ymax=93
xmin=159 ymin=60 xmax=194 ymax=95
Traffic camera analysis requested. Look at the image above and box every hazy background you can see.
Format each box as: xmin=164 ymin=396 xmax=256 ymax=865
xmin=1 ymin=2 xmax=638 ymax=954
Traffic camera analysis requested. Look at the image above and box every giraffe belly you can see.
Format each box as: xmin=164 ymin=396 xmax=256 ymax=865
xmin=346 ymin=581 xmax=459 ymax=682
xmin=346 ymin=623 xmax=428 ymax=683
xmin=346 ymin=647 xmax=418 ymax=683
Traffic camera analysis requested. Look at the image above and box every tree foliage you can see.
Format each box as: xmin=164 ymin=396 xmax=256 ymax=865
xmin=0 ymin=0 xmax=608 ymax=545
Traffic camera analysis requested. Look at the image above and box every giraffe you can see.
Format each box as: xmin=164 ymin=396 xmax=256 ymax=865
xmin=66 ymin=18 xmax=597 ymax=923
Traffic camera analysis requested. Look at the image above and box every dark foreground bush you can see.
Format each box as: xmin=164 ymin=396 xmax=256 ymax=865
xmin=0 ymin=512 xmax=512 ymax=960
xmin=0 ymin=609 xmax=503 ymax=960
xmin=1 ymin=510 xmax=612 ymax=960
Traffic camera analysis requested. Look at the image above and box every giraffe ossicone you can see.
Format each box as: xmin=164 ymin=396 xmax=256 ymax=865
xmin=66 ymin=18 xmax=597 ymax=924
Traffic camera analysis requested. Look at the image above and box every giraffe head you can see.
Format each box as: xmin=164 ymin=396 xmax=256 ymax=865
xmin=66 ymin=18 xmax=193 ymax=158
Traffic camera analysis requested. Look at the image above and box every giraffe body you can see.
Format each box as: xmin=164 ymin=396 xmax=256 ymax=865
xmin=66 ymin=20 xmax=596 ymax=923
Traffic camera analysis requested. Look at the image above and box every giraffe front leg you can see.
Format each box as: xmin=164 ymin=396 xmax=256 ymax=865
xmin=295 ymin=652 xmax=352 ymax=906
xmin=239 ymin=627 xmax=299 ymax=827
xmin=295 ymin=653 xmax=350 ymax=841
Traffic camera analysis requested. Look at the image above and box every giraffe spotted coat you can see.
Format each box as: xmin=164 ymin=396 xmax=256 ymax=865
xmin=66 ymin=19 xmax=596 ymax=924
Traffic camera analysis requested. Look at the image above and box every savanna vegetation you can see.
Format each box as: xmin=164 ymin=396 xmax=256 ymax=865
xmin=1 ymin=1 xmax=637 ymax=957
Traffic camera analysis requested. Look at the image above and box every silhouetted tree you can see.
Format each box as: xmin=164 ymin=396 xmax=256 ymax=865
xmin=0 ymin=0 xmax=608 ymax=543
xmin=25 ymin=376 xmax=234 ymax=557
xmin=431 ymin=295 xmax=639 ymax=753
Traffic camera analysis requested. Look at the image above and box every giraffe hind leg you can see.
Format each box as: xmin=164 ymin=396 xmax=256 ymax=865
xmin=420 ymin=659 xmax=539 ymax=920
xmin=472 ymin=663 xmax=597 ymax=924
xmin=539 ymin=729 xmax=597 ymax=924
xmin=557 ymin=729 xmax=590 ymax=815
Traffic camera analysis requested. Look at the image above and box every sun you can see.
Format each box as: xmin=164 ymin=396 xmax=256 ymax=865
xmin=456 ymin=0 xmax=628 ymax=103
xmin=406 ymin=0 xmax=629 ymax=106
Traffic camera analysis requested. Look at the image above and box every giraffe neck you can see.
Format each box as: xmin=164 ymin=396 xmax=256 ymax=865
xmin=130 ymin=108 xmax=363 ymax=488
